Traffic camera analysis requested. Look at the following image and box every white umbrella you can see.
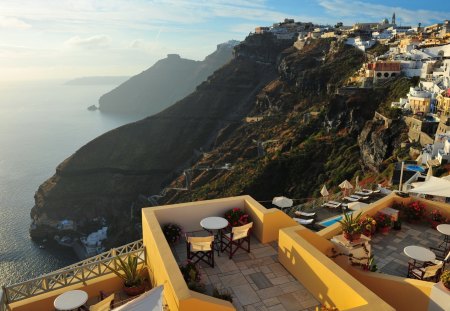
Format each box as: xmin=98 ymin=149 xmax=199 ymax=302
xmin=272 ymin=196 xmax=293 ymax=208
xmin=320 ymin=185 xmax=329 ymax=197
xmin=114 ymin=285 xmax=163 ymax=311
xmin=339 ymin=180 xmax=353 ymax=190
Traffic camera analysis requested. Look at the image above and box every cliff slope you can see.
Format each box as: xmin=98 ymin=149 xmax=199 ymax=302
xmin=98 ymin=41 xmax=238 ymax=116
xmin=31 ymin=34 xmax=293 ymax=243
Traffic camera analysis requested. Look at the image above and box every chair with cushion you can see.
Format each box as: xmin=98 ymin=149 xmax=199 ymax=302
xmin=294 ymin=211 xmax=316 ymax=218
xmin=186 ymin=235 xmax=215 ymax=268
xmin=293 ymin=217 xmax=314 ymax=227
xmin=221 ymin=222 xmax=253 ymax=259
xmin=89 ymin=293 xmax=115 ymax=311
xmin=408 ymin=261 xmax=444 ymax=282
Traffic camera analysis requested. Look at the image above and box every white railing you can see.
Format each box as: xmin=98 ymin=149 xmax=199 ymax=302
xmin=3 ymin=239 xmax=145 ymax=305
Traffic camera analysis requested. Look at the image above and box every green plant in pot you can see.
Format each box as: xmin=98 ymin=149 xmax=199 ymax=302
xmin=441 ymin=270 xmax=450 ymax=291
xmin=109 ymin=255 xmax=146 ymax=296
xmin=339 ymin=212 xmax=363 ymax=242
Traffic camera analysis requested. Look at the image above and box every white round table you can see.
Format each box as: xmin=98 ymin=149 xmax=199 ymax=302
xmin=200 ymin=217 xmax=228 ymax=256
xmin=54 ymin=290 xmax=88 ymax=311
xmin=200 ymin=216 xmax=229 ymax=230
xmin=437 ymin=224 xmax=450 ymax=251
xmin=404 ymin=245 xmax=436 ymax=262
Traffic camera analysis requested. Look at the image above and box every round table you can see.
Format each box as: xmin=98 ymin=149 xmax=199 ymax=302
xmin=436 ymin=224 xmax=450 ymax=250
xmin=200 ymin=217 xmax=229 ymax=230
xmin=200 ymin=217 xmax=229 ymax=256
xmin=54 ymin=290 xmax=88 ymax=311
xmin=404 ymin=245 xmax=436 ymax=262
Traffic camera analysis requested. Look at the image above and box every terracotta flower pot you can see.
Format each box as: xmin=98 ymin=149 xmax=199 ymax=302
xmin=343 ymin=232 xmax=361 ymax=242
xmin=379 ymin=226 xmax=390 ymax=234
xmin=123 ymin=283 xmax=146 ymax=296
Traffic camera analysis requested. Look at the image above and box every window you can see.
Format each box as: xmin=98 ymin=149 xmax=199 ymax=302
xmin=384 ymin=72 xmax=389 ymax=77
xmin=376 ymin=72 xmax=382 ymax=77
xmin=391 ymin=72 xmax=396 ymax=77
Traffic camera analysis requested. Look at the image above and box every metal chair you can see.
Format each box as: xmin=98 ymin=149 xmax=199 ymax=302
xmin=408 ymin=261 xmax=444 ymax=282
xmin=221 ymin=222 xmax=253 ymax=259
xmin=185 ymin=235 xmax=215 ymax=268
xmin=89 ymin=293 xmax=115 ymax=311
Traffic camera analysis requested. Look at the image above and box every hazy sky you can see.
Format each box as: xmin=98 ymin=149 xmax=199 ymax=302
xmin=1 ymin=0 xmax=449 ymax=82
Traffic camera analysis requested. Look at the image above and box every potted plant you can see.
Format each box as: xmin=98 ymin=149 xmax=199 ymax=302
xmin=338 ymin=212 xmax=363 ymax=242
xmin=441 ymin=270 xmax=450 ymax=291
xmin=429 ymin=209 xmax=447 ymax=229
xmin=224 ymin=208 xmax=249 ymax=227
xmin=375 ymin=212 xmax=393 ymax=234
xmin=162 ymin=223 xmax=182 ymax=245
xmin=393 ymin=219 xmax=402 ymax=230
xmin=179 ymin=260 xmax=205 ymax=293
xmin=212 ymin=287 xmax=233 ymax=302
xmin=108 ymin=255 xmax=146 ymax=296
xmin=360 ymin=216 xmax=376 ymax=237
xmin=404 ymin=201 xmax=426 ymax=223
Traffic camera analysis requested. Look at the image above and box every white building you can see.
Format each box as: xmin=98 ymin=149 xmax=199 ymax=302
xmin=345 ymin=37 xmax=376 ymax=51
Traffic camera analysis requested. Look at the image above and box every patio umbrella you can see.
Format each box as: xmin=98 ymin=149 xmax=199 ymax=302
xmin=339 ymin=180 xmax=353 ymax=196
xmin=320 ymin=185 xmax=329 ymax=197
xmin=113 ymin=285 xmax=163 ymax=311
xmin=272 ymin=196 xmax=293 ymax=208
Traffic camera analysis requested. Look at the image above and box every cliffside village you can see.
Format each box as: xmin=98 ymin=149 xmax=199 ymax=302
xmin=254 ymin=16 xmax=450 ymax=198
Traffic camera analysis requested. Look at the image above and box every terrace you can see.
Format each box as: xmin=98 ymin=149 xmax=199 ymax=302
xmin=1 ymin=194 xmax=449 ymax=311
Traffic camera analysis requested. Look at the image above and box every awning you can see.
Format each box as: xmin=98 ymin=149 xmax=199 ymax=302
xmin=113 ymin=286 xmax=163 ymax=311
xmin=408 ymin=176 xmax=450 ymax=198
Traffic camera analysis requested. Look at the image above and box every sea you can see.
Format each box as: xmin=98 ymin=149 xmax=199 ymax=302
xmin=0 ymin=80 xmax=142 ymax=286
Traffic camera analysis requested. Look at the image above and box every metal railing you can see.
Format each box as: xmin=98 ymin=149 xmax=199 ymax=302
xmin=2 ymin=239 xmax=145 ymax=305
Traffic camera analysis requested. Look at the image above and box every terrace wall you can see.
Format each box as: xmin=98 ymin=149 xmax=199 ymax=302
xmin=142 ymin=195 xmax=297 ymax=311
xmin=278 ymin=226 xmax=394 ymax=310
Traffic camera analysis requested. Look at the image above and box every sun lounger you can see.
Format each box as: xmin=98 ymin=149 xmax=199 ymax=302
xmin=355 ymin=191 xmax=372 ymax=196
xmin=293 ymin=218 xmax=314 ymax=226
xmin=294 ymin=211 xmax=316 ymax=218
xmin=343 ymin=196 xmax=359 ymax=202
xmin=373 ymin=189 xmax=381 ymax=193
xmin=322 ymin=202 xmax=341 ymax=208
xmin=361 ymin=189 xmax=373 ymax=194
xmin=329 ymin=201 xmax=341 ymax=205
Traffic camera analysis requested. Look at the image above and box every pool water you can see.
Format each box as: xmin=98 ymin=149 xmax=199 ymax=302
xmin=406 ymin=165 xmax=425 ymax=173
xmin=319 ymin=212 xmax=353 ymax=227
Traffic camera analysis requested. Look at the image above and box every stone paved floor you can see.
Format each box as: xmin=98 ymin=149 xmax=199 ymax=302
xmin=172 ymin=234 xmax=319 ymax=311
xmin=371 ymin=222 xmax=448 ymax=277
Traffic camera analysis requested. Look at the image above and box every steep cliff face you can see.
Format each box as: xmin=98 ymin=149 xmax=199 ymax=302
xmin=30 ymin=34 xmax=293 ymax=242
xmin=98 ymin=41 xmax=238 ymax=116
xmin=358 ymin=119 xmax=407 ymax=172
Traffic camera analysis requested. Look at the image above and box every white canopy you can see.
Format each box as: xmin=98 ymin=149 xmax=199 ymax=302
xmin=339 ymin=180 xmax=353 ymax=190
xmin=408 ymin=176 xmax=450 ymax=198
xmin=113 ymin=286 xmax=163 ymax=311
xmin=320 ymin=185 xmax=329 ymax=197
xmin=272 ymin=196 xmax=293 ymax=208
xmin=347 ymin=202 xmax=368 ymax=211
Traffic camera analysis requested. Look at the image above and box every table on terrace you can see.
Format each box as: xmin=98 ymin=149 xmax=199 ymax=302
xmin=404 ymin=245 xmax=436 ymax=264
xmin=436 ymin=224 xmax=450 ymax=252
xmin=54 ymin=290 xmax=88 ymax=311
xmin=200 ymin=216 xmax=228 ymax=256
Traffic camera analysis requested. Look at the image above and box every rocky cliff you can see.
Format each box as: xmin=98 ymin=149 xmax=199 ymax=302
xmin=32 ymin=34 xmax=414 ymax=246
xmin=30 ymin=33 xmax=293 ymax=243
xmin=98 ymin=41 xmax=239 ymax=116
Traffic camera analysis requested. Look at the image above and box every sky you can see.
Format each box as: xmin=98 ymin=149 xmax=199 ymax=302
xmin=1 ymin=0 xmax=449 ymax=82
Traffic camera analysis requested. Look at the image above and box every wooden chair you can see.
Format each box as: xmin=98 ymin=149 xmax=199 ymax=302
xmin=186 ymin=235 xmax=215 ymax=268
xmin=221 ymin=222 xmax=253 ymax=259
xmin=408 ymin=261 xmax=444 ymax=282
xmin=89 ymin=293 xmax=115 ymax=311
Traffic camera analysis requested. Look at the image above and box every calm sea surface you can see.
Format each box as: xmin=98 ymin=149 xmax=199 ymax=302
xmin=0 ymin=81 xmax=141 ymax=286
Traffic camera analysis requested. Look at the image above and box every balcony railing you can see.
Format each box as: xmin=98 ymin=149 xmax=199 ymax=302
xmin=1 ymin=239 xmax=144 ymax=306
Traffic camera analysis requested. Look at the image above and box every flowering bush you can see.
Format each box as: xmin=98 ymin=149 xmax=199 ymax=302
xmin=375 ymin=212 xmax=393 ymax=228
xmin=360 ymin=216 xmax=377 ymax=234
xmin=224 ymin=208 xmax=249 ymax=227
xmin=430 ymin=209 xmax=446 ymax=222
xmin=162 ymin=223 xmax=182 ymax=244
xmin=404 ymin=201 xmax=426 ymax=221
xmin=179 ymin=260 xmax=205 ymax=293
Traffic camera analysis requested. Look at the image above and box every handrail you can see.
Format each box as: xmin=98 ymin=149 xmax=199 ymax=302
xmin=3 ymin=239 xmax=145 ymax=304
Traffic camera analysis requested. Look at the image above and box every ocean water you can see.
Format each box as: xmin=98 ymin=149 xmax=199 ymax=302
xmin=0 ymin=81 xmax=141 ymax=286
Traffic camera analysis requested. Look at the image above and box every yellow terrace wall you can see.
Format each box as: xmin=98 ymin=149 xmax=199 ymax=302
xmin=142 ymin=195 xmax=296 ymax=311
xmin=8 ymin=273 xmax=124 ymax=311
xmin=278 ymin=226 xmax=394 ymax=311
xmin=312 ymin=193 xmax=448 ymax=311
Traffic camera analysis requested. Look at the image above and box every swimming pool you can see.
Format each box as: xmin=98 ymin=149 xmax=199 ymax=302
xmin=406 ymin=165 xmax=425 ymax=173
xmin=318 ymin=212 xmax=353 ymax=227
